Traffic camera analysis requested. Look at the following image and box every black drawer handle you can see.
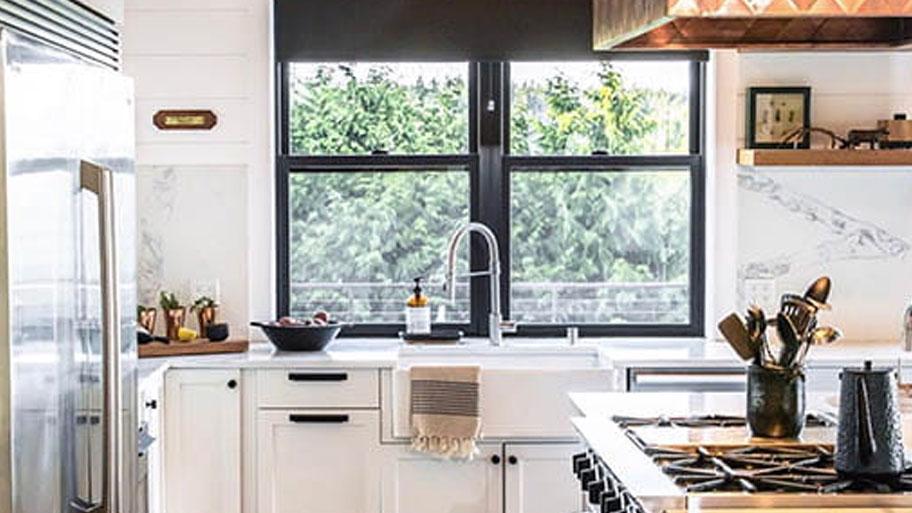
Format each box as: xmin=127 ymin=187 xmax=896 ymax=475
xmin=288 ymin=414 xmax=350 ymax=424
xmin=287 ymin=372 xmax=348 ymax=382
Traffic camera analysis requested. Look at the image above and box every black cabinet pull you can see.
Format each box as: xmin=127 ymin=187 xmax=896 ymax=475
xmin=287 ymin=372 xmax=348 ymax=382
xmin=227 ymin=379 xmax=238 ymax=389
xmin=508 ymin=455 xmax=518 ymax=465
xmin=145 ymin=399 xmax=158 ymax=409
xmin=288 ymin=414 xmax=350 ymax=424
xmin=490 ymin=455 xmax=501 ymax=465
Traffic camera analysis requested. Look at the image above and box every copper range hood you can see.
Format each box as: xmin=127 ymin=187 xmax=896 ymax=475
xmin=594 ymin=0 xmax=912 ymax=49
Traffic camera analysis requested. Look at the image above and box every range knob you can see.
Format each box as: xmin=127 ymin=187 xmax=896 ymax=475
xmin=588 ymin=479 xmax=607 ymax=504
xmin=601 ymin=491 xmax=624 ymax=513
xmin=575 ymin=456 xmax=593 ymax=477
xmin=580 ymin=468 xmax=597 ymax=491
xmin=572 ymin=452 xmax=590 ymax=475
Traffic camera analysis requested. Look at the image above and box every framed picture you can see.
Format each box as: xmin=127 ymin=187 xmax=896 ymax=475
xmin=747 ymin=87 xmax=811 ymax=149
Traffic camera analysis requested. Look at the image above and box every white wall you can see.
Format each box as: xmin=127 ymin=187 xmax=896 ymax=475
xmin=123 ymin=0 xmax=273 ymax=339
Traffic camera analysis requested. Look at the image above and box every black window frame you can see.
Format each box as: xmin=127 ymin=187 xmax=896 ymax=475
xmin=275 ymin=57 xmax=706 ymax=338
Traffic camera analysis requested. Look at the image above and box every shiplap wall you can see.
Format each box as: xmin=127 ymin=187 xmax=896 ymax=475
xmin=122 ymin=0 xmax=273 ymax=339
xmin=736 ymin=52 xmax=912 ymax=148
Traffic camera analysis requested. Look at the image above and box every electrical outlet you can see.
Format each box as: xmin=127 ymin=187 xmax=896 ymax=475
xmin=742 ymin=278 xmax=777 ymax=313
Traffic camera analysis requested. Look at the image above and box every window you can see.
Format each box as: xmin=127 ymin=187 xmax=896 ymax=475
xmin=503 ymin=60 xmax=704 ymax=335
xmin=288 ymin=169 xmax=471 ymax=324
xmin=277 ymin=58 xmax=705 ymax=337
xmin=278 ymin=62 xmax=474 ymax=333
xmin=509 ymin=61 xmax=690 ymax=155
xmin=287 ymin=62 xmax=470 ymax=155
xmin=510 ymin=167 xmax=692 ymax=325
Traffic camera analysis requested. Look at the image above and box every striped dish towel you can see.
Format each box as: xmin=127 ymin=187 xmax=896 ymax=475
xmin=410 ymin=365 xmax=481 ymax=460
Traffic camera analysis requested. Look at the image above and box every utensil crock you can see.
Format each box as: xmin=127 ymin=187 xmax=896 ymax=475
xmin=747 ymin=364 xmax=806 ymax=438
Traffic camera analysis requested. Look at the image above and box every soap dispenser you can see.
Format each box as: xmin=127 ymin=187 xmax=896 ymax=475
xmin=405 ymin=278 xmax=431 ymax=335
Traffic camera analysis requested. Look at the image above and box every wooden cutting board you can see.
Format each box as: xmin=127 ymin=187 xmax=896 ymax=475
xmin=138 ymin=339 xmax=249 ymax=358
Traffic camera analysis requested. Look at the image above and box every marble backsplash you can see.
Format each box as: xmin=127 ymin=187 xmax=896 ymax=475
xmin=136 ymin=165 xmax=249 ymax=338
xmin=737 ymin=168 xmax=912 ymax=343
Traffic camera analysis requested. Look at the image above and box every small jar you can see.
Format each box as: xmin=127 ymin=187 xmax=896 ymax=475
xmin=747 ymin=364 xmax=806 ymax=438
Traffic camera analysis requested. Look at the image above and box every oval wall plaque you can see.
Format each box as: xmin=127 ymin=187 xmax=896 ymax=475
xmin=153 ymin=110 xmax=218 ymax=130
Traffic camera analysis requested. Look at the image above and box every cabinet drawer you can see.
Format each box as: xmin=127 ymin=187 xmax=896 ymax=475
xmin=257 ymin=409 xmax=381 ymax=513
xmin=256 ymin=369 xmax=378 ymax=408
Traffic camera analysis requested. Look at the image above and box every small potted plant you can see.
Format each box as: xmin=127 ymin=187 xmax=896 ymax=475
xmin=159 ymin=291 xmax=186 ymax=341
xmin=191 ymin=296 xmax=219 ymax=338
xmin=137 ymin=304 xmax=157 ymax=334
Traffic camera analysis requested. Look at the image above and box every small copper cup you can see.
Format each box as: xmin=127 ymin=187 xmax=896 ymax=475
xmin=196 ymin=306 xmax=218 ymax=338
xmin=138 ymin=308 xmax=157 ymax=335
xmin=164 ymin=307 xmax=187 ymax=341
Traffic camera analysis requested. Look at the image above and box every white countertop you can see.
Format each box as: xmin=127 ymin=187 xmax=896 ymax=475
xmin=598 ymin=339 xmax=912 ymax=368
xmin=135 ymin=336 xmax=912 ymax=386
xmin=136 ymin=339 xmax=402 ymax=383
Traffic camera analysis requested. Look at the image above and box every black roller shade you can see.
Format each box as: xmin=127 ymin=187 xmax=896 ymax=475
xmin=275 ymin=0 xmax=707 ymax=61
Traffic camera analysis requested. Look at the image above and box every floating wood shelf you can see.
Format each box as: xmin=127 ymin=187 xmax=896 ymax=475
xmin=737 ymin=149 xmax=912 ymax=167
xmin=138 ymin=339 xmax=249 ymax=358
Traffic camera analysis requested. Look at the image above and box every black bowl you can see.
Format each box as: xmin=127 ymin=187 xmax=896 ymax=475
xmin=250 ymin=321 xmax=346 ymax=351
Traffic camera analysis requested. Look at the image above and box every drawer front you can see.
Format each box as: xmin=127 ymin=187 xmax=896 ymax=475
xmin=257 ymin=369 xmax=379 ymax=408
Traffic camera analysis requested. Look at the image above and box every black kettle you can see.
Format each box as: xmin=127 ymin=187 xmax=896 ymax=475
xmin=835 ymin=360 xmax=906 ymax=477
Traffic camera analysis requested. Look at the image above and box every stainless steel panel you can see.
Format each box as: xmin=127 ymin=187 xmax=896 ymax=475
xmin=626 ymin=367 xmax=747 ymax=392
xmin=0 ymin=30 xmax=134 ymax=513
xmin=0 ymin=0 xmax=120 ymax=69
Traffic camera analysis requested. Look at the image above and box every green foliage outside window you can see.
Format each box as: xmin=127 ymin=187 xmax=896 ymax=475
xmin=286 ymin=62 xmax=691 ymax=324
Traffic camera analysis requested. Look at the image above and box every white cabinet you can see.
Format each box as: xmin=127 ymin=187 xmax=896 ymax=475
xmin=381 ymin=444 xmax=502 ymax=513
xmin=138 ymin=376 xmax=164 ymax=513
xmin=164 ymin=369 xmax=241 ymax=513
xmin=504 ymin=443 xmax=581 ymax=513
xmin=257 ymin=409 xmax=381 ymax=513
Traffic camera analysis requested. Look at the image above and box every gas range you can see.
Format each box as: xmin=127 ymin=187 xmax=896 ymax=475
xmin=571 ymin=414 xmax=912 ymax=513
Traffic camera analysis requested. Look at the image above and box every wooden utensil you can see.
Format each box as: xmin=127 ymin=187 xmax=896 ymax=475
xmin=718 ymin=313 xmax=757 ymax=361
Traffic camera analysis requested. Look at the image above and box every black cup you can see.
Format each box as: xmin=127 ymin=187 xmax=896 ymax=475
xmin=206 ymin=323 xmax=229 ymax=342
xmin=747 ymin=364 xmax=806 ymax=438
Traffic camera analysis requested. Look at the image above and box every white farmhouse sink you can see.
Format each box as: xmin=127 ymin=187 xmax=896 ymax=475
xmin=391 ymin=339 xmax=614 ymax=439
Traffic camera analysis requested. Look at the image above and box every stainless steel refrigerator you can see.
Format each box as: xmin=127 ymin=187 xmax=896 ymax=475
xmin=0 ymin=29 xmax=136 ymax=513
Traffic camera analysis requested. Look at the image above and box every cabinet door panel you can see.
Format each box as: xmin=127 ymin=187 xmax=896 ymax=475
xmin=257 ymin=410 xmax=381 ymax=513
xmin=381 ymin=445 xmax=502 ymax=513
xmin=164 ymin=369 xmax=241 ymax=513
xmin=505 ymin=443 xmax=581 ymax=513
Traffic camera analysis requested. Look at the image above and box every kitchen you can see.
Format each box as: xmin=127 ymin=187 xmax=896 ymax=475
xmin=2 ymin=0 xmax=912 ymax=513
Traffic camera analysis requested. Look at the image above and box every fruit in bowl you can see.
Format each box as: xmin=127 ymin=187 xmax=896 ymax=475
xmin=251 ymin=310 xmax=347 ymax=352
xmin=273 ymin=310 xmax=332 ymax=327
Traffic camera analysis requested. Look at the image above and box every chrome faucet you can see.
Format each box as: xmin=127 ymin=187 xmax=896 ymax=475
xmin=443 ymin=222 xmax=512 ymax=346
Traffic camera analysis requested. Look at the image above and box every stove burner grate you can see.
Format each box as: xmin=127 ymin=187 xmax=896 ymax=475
xmin=611 ymin=414 xmax=833 ymax=429
xmin=647 ymin=444 xmax=912 ymax=494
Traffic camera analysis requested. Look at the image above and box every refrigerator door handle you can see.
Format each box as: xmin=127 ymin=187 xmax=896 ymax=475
xmin=80 ymin=160 xmax=122 ymax=513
